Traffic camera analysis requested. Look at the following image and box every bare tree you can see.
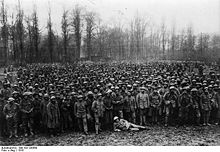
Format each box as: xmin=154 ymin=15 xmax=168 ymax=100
xmin=47 ymin=5 xmax=54 ymax=63
xmin=9 ymin=13 xmax=18 ymax=63
xmin=160 ymin=20 xmax=167 ymax=60
xmin=0 ymin=0 xmax=8 ymax=65
xmin=95 ymin=20 xmax=105 ymax=58
xmin=16 ymin=0 xmax=25 ymax=65
xmin=25 ymin=16 xmax=33 ymax=63
xmin=61 ymin=9 xmax=70 ymax=62
xmin=32 ymin=5 xmax=40 ymax=62
xmin=186 ymin=25 xmax=195 ymax=61
xmin=85 ymin=11 xmax=96 ymax=60
xmin=170 ymin=23 xmax=176 ymax=60
xmin=71 ymin=5 xmax=83 ymax=61
xmin=210 ymin=35 xmax=220 ymax=62
xmin=132 ymin=13 xmax=148 ymax=61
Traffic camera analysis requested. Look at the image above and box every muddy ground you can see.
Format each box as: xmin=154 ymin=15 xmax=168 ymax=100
xmin=1 ymin=125 xmax=220 ymax=146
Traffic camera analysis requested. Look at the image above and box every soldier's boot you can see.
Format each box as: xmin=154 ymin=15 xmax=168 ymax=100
xmin=49 ymin=129 xmax=54 ymax=137
xmin=155 ymin=116 xmax=158 ymax=124
xmin=143 ymin=116 xmax=146 ymax=126
xmin=9 ymin=131 xmax=13 ymax=138
xmin=151 ymin=116 xmax=154 ymax=124
xmin=14 ymin=128 xmax=18 ymax=138
xmin=140 ymin=116 xmax=143 ymax=126
xmin=83 ymin=118 xmax=88 ymax=135
xmin=95 ymin=124 xmax=99 ymax=135
xmin=30 ymin=127 xmax=34 ymax=136
xmin=165 ymin=116 xmax=168 ymax=127
xmin=24 ymin=126 xmax=28 ymax=137
xmin=77 ymin=118 xmax=83 ymax=132
xmin=206 ymin=114 xmax=211 ymax=126
xmin=196 ymin=117 xmax=200 ymax=126
xmin=203 ymin=115 xmax=206 ymax=126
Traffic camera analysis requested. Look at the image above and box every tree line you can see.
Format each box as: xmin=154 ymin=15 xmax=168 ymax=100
xmin=0 ymin=1 xmax=220 ymax=65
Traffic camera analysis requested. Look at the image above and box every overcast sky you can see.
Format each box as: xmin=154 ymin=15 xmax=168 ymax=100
xmin=5 ymin=0 xmax=220 ymax=35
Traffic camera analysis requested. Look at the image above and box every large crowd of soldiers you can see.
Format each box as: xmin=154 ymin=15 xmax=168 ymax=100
xmin=1 ymin=62 xmax=220 ymax=139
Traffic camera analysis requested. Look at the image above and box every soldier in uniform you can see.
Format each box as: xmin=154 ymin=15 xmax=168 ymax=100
xmin=3 ymin=98 xmax=19 ymax=138
xmin=136 ymin=87 xmax=149 ymax=126
xmin=123 ymin=92 xmax=132 ymax=121
xmin=69 ymin=92 xmax=77 ymax=131
xmin=20 ymin=92 xmax=34 ymax=137
xmin=201 ymin=89 xmax=211 ymax=126
xmin=32 ymin=93 xmax=42 ymax=134
xmin=103 ymin=90 xmax=113 ymax=130
xmin=60 ymin=95 xmax=72 ymax=132
xmin=163 ymin=86 xmax=179 ymax=126
xmin=12 ymin=91 xmax=22 ymax=135
xmin=86 ymin=91 xmax=95 ymax=132
xmin=125 ymin=91 xmax=137 ymax=123
xmin=215 ymin=87 xmax=220 ymax=125
xmin=74 ymin=95 xmax=88 ymax=135
xmin=92 ymin=93 xmax=105 ymax=135
xmin=112 ymin=87 xmax=124 ymax=119
xmin=179 ymin=87 xmax=192 ymax=126
xmin=40 ymin=94 xmax=50 ymax=133
xmin=0 ymin=92 xmax=7 ymax=138
xmin=47 ymin=96 xmax=60 ymax=137
xmin=2 ymin=82 xmax=12 ymax=100
xmin=149 ymin=87 xmax=162 ymax=124
xmin=191 ymin=88 xmax=202 ymax=125
xmin=210 ymin=85 xmax=219 ymax=124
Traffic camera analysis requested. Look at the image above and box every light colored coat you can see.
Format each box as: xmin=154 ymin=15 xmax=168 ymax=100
xmin=136 ymin=93 xmax=149 ymax=109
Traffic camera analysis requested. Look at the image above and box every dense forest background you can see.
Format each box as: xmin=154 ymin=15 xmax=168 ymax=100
xmin=0 ymin=0 xmax=219 ymax=65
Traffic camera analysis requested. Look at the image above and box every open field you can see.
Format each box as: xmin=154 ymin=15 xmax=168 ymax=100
xmin=1 ymin=125 xmax=220 ymax=146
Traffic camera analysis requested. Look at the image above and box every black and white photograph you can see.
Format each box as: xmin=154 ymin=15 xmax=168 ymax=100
xmin=0 ymin=0 xmax=220 ymax=148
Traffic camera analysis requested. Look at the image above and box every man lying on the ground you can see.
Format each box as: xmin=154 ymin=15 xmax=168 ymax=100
xmin=113 ymin=116 xmax=147 ymax=131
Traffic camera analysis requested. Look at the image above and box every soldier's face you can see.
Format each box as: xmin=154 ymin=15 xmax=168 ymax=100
xmin=192 ymin=92 xmax=196 ymax=95
xmin=51 ymin=99 xmax=55 ymax=104
xmin=115 ymin=119 xmax=119 ymax=123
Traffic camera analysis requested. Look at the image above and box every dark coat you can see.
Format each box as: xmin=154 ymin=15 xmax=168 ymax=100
xmin=47 ymin=101 xmax=60 ymax=128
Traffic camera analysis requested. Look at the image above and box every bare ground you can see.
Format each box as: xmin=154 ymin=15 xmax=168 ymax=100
xmin=1 ymin=125 xmax=220 ymax=146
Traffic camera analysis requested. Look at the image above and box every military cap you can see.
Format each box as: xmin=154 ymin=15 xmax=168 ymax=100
xmin=191 ymin=88 xmax=198 ymax=92
xmin=8 ymin=97 xmax=15 ymax=102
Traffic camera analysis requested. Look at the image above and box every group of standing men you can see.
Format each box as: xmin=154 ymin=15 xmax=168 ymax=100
xmin=1 ymin=62 xmax=220 ymax=139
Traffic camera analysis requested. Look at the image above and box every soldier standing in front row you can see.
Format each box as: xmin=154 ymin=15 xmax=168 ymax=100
xmin=74 ymin=95 xmax=88 ymax=135
xmin=92 ymin=93 xmax=105 ymax=135
xmin=191 ymin=88 xmax=202 ymax=125
xmin=20 ymin=92 xmax=34 ymax=137
xmin=103 ymin=90 xmax=113 ymax=130
xmin=47 ymin=96 xmax=60 ymax=137
xmin=40 ymin=94 xmax=50 ymax=133
xmin=3 ymin=98 xmax=19 ymax=138
xmin=201 ymin=89 xmax=211 ymax=126
xmin=136 ymin=87 xmax=149 ymax=126
xmin=163 ymin=86 xmax=179 ymax=126
xmin=149 ymin=87 xmax=162 ymax=124
xmin=179 ymin=87 xmax=192 ymax=126
xmin=32 ymin=93 xmax=42 ymax=134
xmin=0 ymin=92 xmax=7 ymax=138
